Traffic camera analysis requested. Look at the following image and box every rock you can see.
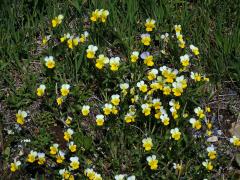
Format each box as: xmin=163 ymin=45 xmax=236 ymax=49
xmin=207 ymin=136 xmax=218 ymax=142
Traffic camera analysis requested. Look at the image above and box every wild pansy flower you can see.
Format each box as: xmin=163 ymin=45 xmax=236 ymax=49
xmin=141 ymin=51 xmax=154 ymax=66
xmin=230 ymin=136 xmax=240 ymax=147
xmin=65 ymin=116 xmax=72 ymax=125
xmin=27 ymin=150 xmax=37 ymax=163
xmin=95 ymin=54 xmax=109 ymax=69
xmin=52 ymin=14 xmax=64 ymax=28
xmin=10 ymin=160 xmax=21 ymax=172
xmin=174 ymin=25 xmax=182 ymax=33
xmin=141 ymin=103 xmax=151 ymax=116
xmin=172 ymin=82 xmax=183 ymax=97
xmin=109 ymin=57 xmax=120 ymax=71
xmin=162 ymin=85 xmax=171 ymax=95
xmin=80 ymin=31 xmax=89 ymax=43
xmin=99 ymin=9 xmax=109 ymax=23
xmin=50 ymin=143 xmax=59 ymax=155
xmin=64 ymin=128 xmax=74 ymax=142
xmin=36 ymin=84 xmax=46 ymax=97
xmin=147 ymin=69 xmax=158 ymax=80
xmin=60 ymin=33 xmax=71 ymax=43
xmin=152 ymin=98 xmax=161 ymax=110
xmin=124 ymin=113 xmax=135 ymax=123
xmin=59 ymin=169 xmax=71 ymax=180
xmin=190 ymin=44 xmax=199 ymax=55
xmin=42 ymin=35 xmax=51 ymax=45
xmin=86 ymin=45 xmax=98 ymax=59
xmin=194 ymin=107 xmax=205 ymax=119
xmin=68 ymin=141 xmax=77 ymax=152
xmin=207 ymin=145 xmax=217 ymax=160
xmin=70 ymin=156 xmax=80 ymax=170
xmin=96 ymin=114 xmax=104 ymax=126
xmin=130 ymin=51 xmax=139 ymax=62
xmin=180 ymin=54 xmax=190 ymax=67
xmin=56 ymin=151 xmax=65 ymax=163
xmin=111 ymin=94 xmax=120 ymax=106
xmin=103 ymin=103 xmax=113 ymax=115
xmin=202 ymin=160 xmax=213 ymax=171
xmin=82 ymin=105 xmax=90 ymax=116
xmin=142 ymin=137 xmax=153 ymax=151
xmin=170 ymin=128 xmax=181 ymax=141
xmin=137 ymin=80 xmax=148 ymax=93
xmin=146 ymin=155 xmax=158 ymax=170
xmin=189 ymin=118 xmax=202 ymax=130
xmin=115 ymin=174 xmax=126 ymax=180
xmin=191 ymin=72 xmax=201 ymax=81
xmin=57 ymin=97 xmax=63 ymax=106
xmin=44 ymin=56 xmax=55 ymax=69
xmin=16 ymin=110 xmax=27 ymax=125
xmin=161 ymin=33 xmax=169 ymax=43
xmin=37 ymin=152 xmax=46 ymax=165
xmin=90 ymin=9 xmax=101 ymax=22
xmin=141 ymin=33 xmax=151 ymax=46
xmin=61 ymin=84 xmax=70 ymax=96
xmin=160 ymin=113 xmax=170 ymax=126
xmin=145 ymin=18 xmax=156 ymax=32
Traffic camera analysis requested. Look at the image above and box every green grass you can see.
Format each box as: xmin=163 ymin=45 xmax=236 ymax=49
xmin=0 ymin=0 xmax=240 ymax=179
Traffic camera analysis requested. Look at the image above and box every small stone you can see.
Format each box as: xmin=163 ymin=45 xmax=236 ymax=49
xmin=207 ymin=136 xmax=218 ymax=142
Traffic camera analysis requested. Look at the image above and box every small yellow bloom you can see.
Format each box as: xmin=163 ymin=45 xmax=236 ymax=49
xmin=163 ymin=86 xmax=171 ymax=95
xmin=110 ymin=57 xmax=120 ymax=71
xmin=142 ymin=137 xmax=153 ymax=151
xmin=42 ymin=35 xmax=51 ymax=45
xmin=27 ymin=150 xmax=37 ymax=163
xmin=10 ymin=160 xmax=21 ymax=172
xmin=230 ymin=136 xmax=240 ymax=146
xmin=52 ymin=14 xmax=64 ymax=28
xmin=180 ymin=54 xmax=190 ymax=67
xmin=50 ymin=143 xmax=59 ymax=155
xmin=130 ymin=51 xmax=139 ymax=62
xmin=194 ymin=107 xmax=205 ymax=119
xmin=82 ymin=105 xmax=90 ymax=116
xmin=56 ymin=151 xmax=65 ymax=163
xmin=174 ymin=25 xmax=181 ymax=33
xmin=190 ymin=44 xmax=199 ymax=56
xmin=44 ymin=56 xmax=55 ymax=69
xmin=147 ymin=155 xmax=158 ymax=170
xmin=57 ymin=97 xmax=63 ymax=106
xmin=137 ymin=81 xmax=148 ymax=93
xmin=124 ymin=113 xmax=135 ymax=123
xmin=191 ymin=72 xmax=201 ymax=82
xmin=16 ymin=110 xmax=27 ymax=125
xmin=64 ymin=128 xmax=74 ymax=142
xmin=170 ymin=128 xmax=181 ymax=141
xmin=103 ymin=103 xmax=112 ymax=115
xmin=207 ymin=145 xmax=217 ymax=160
xmin=99 ymin=9 xmax=109 ymax=23
xmin=65 ymin=116 xmax=72 ymax=125
xmin=95 ymin=54 xmax=109 ymax=69
xmin=111 ymin=94 xmax=120 ymax=106
xmin=202 ymin=160 xmax=213 ymax=171
xmin=145 ymin=18 xmax=156 ymax=32
xmin=161 ymin=113 xmax=170 ymax=126
xmin=37 ymin=84 xmax=46 ymax=97
xmin=61 ymin=84 xmax=70 ymax=96
xmin=86 ymin=45 xmax=98 ymax=59
xmin=37 ymin=152 xmax=46 ymax=165
xmin=189 ymin=118 xmax=202 ymax=130
xmin=147 ymin=69 xmax=158 ymax=80
xmin=70 ymin=157 xmax=80 ymax=170
xmin=69 ymin=141 xmax=77 ymax=152
xmin=141 ymin=103 xmax=151 ymax=116
xmin=96 ymin=114 xmax=104 ymax=126
xmin=141 ymin=34 xmax=151 ymax=46
xmin=141 ymin=52 xmax=154 ymax=66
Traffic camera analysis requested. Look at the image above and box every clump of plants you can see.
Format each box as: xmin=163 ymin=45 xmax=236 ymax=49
xmin=4 ymin=8 xmax=239 ymax=180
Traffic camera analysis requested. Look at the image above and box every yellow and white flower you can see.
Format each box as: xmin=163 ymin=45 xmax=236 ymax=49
xmin=59 ymin=169 xmax=71 ymax=180
xmin=141 ymin=103 xmax=151 ymax=116
xmin=37 ymin=152 xmax=46 ymax=165
xmin=174 ymin=25 xmax=182 ymax=33
xmin=36 ymin=84 xmax=46 ymax=97
xmin=141 ymin=33 xmax=151 ymax=46
xmin=99 ymin=9 xmax=109 ymax=23
xmin=16 ymin=110 xmax=27 ymax=125
xmin=82 ymin=105 xmax=90 ymax=116
xmin=96 ymin=114 xmax=104 ymax=126
xmin=145 ymin=18 xmax=156 ymax=32
xmin=194 ymin=107 xmax=205 ymax=119
xmin=170 ymin=128 xmax=181 ymax=141
xmin=142 ymin=137 xmax=153 ymax=151
xmin=202 ymin=160 xmax=213 ymax=171
xmin=44 ymin=56 xmax=55 ymax=69
xmin=147 ymin=69 xmax=158 ymax=81
xmin=180 ymin=54 xmax=190 ymax=67
xmin=90 ymin=9 xmax=101 ymax=22
xmin=86 ymin=45 xmax=98 ymax=59
xmin=207 ymin=145 xmax=217 ymax=160
xmin=56 ymin=151 xmax=65 ymax=163
xmin=65 ymin=116 xmax=73 ymax=125
xmin=61 ymin=84 xmax=70 ymax=96
xmin=137 ymin=80 xmax=148 ymax=93
xmin=191 ymin=72 xmax=201 ymax=82
xmin=42 ymin=35 xmax=51 ymax=45
xmin=95 ymin=54 xmax=109 ymax=69
xmin=130 ymin=51 xmax=139 ymax=62
xmin=124 ymin=113 xmax=136 ymax=123
xmin=50 ymin=143 xmax=59 ymax=155
xmin=152 ymin=98 xmax=161 ymax=110
xmin=10 ymin=160 xmax=21 ymax=172
xmin=141 ymin=51 xmax=154 ymax=66
xmin=103 ymin=103 xmax=113 ymax=115
xmin=146 ymin=155 xmax=158 ymax=170
xmin=190 ymin=44 xmax=199 ymax=55
xmin=69 ymin=141 xmax=77 ymax=152
xmin=27 ymin=150 xmax=37 ymax=163
xmin=230 ymin=136 xmax=240 ymax=146
xmin=64 ymin=128 xmax=74 ymax=142
xmin=70 ymin=156 xmax=80 ymax=170
xmin=111 ymin=94 xmax=120 ymax=106
xmin=109 ymin=57 xmax=120 ymax=71
xmin=189 ymin=118 xmax=202 ymax=130
xmin=80 ymin=31 xmax=89 ymax=43
xmin=52 ymin=14 xmax=64 ymax=28
xmin=160 ymin=113 xmax=170 ymax=126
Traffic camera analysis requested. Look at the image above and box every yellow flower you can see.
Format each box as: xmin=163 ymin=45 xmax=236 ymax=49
xmin=142 ymin=137 xmax=153 ymax=151
xmin=64 ymin=128 xmax=74 ymax=142
xmin=37 ymin=152 xmax=46 ymax=165
xmin=141 ymin=103 xmax=151 ymax=116
xmin=207 ymin=145 xmax=217 ymax=160
xmin=60 ymin=33 xmax=70 ymax=43
xmin=169 ymin=99 xmax=180 ymax=110
xmin=174 ymin=25 xmax=182 ymax=33
xmin=110 ymin=57 xmax=120 ymax=71
xmin=147 ymin=69 xmax=158 ymax=80
xmin=141 ymin=33 xmax=151 ymax=46
xmin=111 ymin=94 xmax=120 ymax=106
xmin=130 ymin=51 xmax=139 ymax=62
xmin=202 ymin=160 xmax=213 ymax=171
xmin=124 ymin=113 xmax=135 ymax=123
xmin=190 ymin=44 xmax=199 ymax=56
xmin=94 ymin=173 xmax=103 ymax=180
xmin=59 ymin=169 xmax=71 ymax=180
xmin=44 ymin=56 xmax=55 ymax=69
xmin=178 ymin=39 xmax=185 ymax=49
xmin=95 ymin=54 xmax=109 ymax=69
xmin=36 ymin=84 xmax=46 ymax=97
xmin=137 ymin=80 xmax=148 ymax=93
xmin=103 ymin=103 xmax=112 ymax=115
xmin=10 ymin=160 xmax=21 ymax=172
xmin=80 ymin=31 xmax=89 ymax=43
xmin=172 ymin=82 xmax=183 ymax=97
xmin=112 ymin=106 xmax=119 ymax=115
xmin=176 ymin=76 xmax=187 ymax=89
xmin=152 ymin=98 xmax=161 ymax=110
xmin=99 ymin=9 xmax=109 ymax=23
xmin=84 ymin=168 xmax=96 ymax=179
xmin=50 ymin=143 xmax=59 ymax=155
xmin=206 ymin=106 xmax=211 ymax=112
xmin=194 ymin=107 xmax=205 ymax=119
xmin=65 ymin=116 xmax=72 ymax=125
xmin=140 ymin=52 xmax=154 ymax=66
xmin=16 ymin=110 xmax=27 ymax=125
xmin=61 ymin=84 xmax=70 ymax=96
xmin=57 ymin=97 xmax=63 ymax=106
xmin=163 ymin=85 xmax=171 ymax=95
xmin=191 ymin=72 xmax=201 ymax=82
xmin=230 ymin=136 xmax=240 ymax=146
xmin=86 ymin=45 xmax=98 ymax=59
xmin=180 ymin=54 xmax=190 ymax=67
xmin=96 ymin=114 xmax=104 ymax=126
xmin=189 ymin=118 xmax=202 ymax=130
xmin=173 ymin=163 xmax=182 ymax=172
xmin=69 ymin=141 xmax=77 ymax=152
xmin=147 ymin=155 xmax=158 ymax=170
xmin=27 ymin=150 xmax=37 ymax=163
xmin=56 ymin=151 xmax=65 ymax=163
xmin=170 ymin=128 xmax=181 ymax=141
xmin=160 ymin=113 xmax=170 ymax=126
xmin=42 ymin=35 xmax=51 ymax=45
xmin=90 ymin=9 xmax=101 ymax=22
xmin=160 ymin=66 xmax=178 ymax=83
xmin=52 ymin=14 xmax=64 ymax=28
xmin=70 ymin=157 xmax=80 ymax=170
xmin=145 ymin=18 xmax=156 ymax=32
xmin=82 ymin=105 xmax=90 ymax=116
